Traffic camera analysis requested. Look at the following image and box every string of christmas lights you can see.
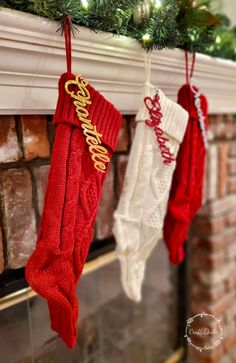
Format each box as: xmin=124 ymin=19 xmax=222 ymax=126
xmin=0 ymin=0 xmax=236 ymax=61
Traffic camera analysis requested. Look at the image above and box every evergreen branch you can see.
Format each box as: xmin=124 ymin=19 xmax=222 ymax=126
xmin=0 ymin=0 xmax=235 ymax=61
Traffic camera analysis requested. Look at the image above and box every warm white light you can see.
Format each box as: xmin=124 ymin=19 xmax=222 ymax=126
xmin=142 ymin=33 xmax=151 ymax=41
xmin=154 ymin=0 xmax=162 ymax=8
xmin=81 ymin=0 xmax=88 ymax=9
xmin=216 ymin=35 xmax=221 ymax=44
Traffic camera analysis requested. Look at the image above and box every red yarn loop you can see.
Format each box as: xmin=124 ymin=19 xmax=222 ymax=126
xmin=64 ymin=17 xmax=72 ymax=73
xmin=185 ymin=50 xmax=196 ymax=84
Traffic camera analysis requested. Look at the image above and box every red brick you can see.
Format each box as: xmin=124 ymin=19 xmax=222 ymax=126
xmin=225 ymin=114 xmax=235 ymax=138
xmin=215 ymin=115 xmax=225 ymax=138
xmin=190 ymin=268 xmax=203 ymax=286
xmin=225 ymin=239 xmax=236 ymax=261
xmin=115 ymin=117 xmax=129 ymax=152
xmin=208 ymin=114 xmax=225 ymax=141
xmin=0 ymin=116 xmax=20 ymax=163
xmin=128 ymin=115 xmax=136 ymax=142
xmin=207 ymin=115 xmax=218 ymax=139
xmin=223 ymin=322 xmax=236 ymax=353
xmin=229 ymin=142 xmax=236 ymax=157
xmin=34 ymin=165 xmax=50 ymax=216
xmin=1 ymin=168 xmax=37 ymax=268
xmin=192 ymin=215 xmax=225 ymax=236
xmin=117 ymin=155 xmax=129 ymax=194
xmin=194 ymin=260 xmax=235 ymax=287
xmin=225 ymin=271 xmax=236 ymax=291
xmin=197 ymin=204 xmax=211 ymax=217
xmin=207 ymin=115 xmax=215 ymax=141
xmin=189 ymin=292 xmax=225 ymax=328
xmin=191 ymin=283 xmax=225 ymax=303
xmin=226 ymin=209 xmax=236 ymax=226
xmin=218 ymin=143 xmax=228 ymax=197
xmin=228 ymin=158 xmax=236 ymax=174
xmin=228 ymin=176 xmax=236 ymax=193
xmin=207 ymin=195 xmax=236 ymax=217
xmin=224 ymin=303 xmax=236 ymax=324
xmin=21 ymin=115 xmax=50 ymax=160
xmin=206 ymin=144 xmax=218 ymax=201
xmin=210 ymin=292 xmax=235 ymax=317
xmin=188 ymin=345 xmax=223 ymax=363
xmin=96 ymin=163 xmax=114 ymax=239
xmin=0 ymin=228 xmax=4 ymax=273
xmin=202 ymin=157 xmax=207 ymax=205
xmin=191 ymin=292 xmax=235 ymax=317
xmin=196 ymin=227 xmax=236 ymax=253
xmin=230 ymin=346 xmax=236 ymax=361
xmin=191 ymin=249 xmax=225 ymax=270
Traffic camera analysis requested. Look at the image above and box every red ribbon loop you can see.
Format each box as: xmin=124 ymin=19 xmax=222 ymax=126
xmin=64 ymin=17 xmax=72 ymax=73
xmin=185 ymin=50 xmax=196 ymax=84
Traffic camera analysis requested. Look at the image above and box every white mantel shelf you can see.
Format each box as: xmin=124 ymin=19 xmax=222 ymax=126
xmin=1 ymin=8 xmax=236 ymax=115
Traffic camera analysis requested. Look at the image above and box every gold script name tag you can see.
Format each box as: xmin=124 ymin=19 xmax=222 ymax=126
xmin=65 ymin=74 xmax=110 ymax=173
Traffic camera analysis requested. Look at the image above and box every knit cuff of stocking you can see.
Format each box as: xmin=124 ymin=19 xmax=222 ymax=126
xmin=136 ymin=82 xmax=189 ymax=144
xmin=53 ymin=72 xmax=122 ymax=152
xmin=178 ymin=83 xmax=208 ymax=122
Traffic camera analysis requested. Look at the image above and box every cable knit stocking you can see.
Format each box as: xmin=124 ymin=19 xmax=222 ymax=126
xmin=113 ymin=82 xmax=188 ymax=302
xmin=163 ymin=83 xmax=208 ymax=265
xmin=26 ymin=72 xmax=122 ymax=348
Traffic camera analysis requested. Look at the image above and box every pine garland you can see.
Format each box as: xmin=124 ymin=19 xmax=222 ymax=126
xmin=0 ymin=0 xmax=236 ymax=61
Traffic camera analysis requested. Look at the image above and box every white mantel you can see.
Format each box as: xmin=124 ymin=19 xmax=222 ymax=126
xmin=0 ymin=8 xmax=236 ymax=115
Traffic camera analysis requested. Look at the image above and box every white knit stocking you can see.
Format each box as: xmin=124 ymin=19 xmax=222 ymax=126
xmin=113 ymin=82 xmax=188 ymax=302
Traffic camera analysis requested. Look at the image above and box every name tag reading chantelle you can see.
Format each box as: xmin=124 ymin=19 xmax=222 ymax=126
xmin=65 ymin=74 xmax=110 ymax=173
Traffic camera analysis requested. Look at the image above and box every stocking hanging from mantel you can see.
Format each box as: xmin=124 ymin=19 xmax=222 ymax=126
xmin=26 ymin=18 xmax=122 ymax=349
xmin=163 ymin=51 xmax=208 ymax=265
xmin=113 ymin=53 xmax=188 ymax=302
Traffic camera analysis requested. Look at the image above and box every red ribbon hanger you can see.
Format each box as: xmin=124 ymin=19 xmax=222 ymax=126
xmin=64 ymin=16 xmax=72 ymax=73
xmin=185 ymin=50 xmax=196 ymax=84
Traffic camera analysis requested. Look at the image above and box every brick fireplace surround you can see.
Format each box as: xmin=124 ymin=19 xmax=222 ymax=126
xmin=189 ymin=114 xmax=236 ymax=363
xmin=1 ymin=113 xmax=236 ymax=363
xmin=1 ymin=8 xmax=236 ymax=363
xmin=0 ymin=115 xmax=131 ymax=271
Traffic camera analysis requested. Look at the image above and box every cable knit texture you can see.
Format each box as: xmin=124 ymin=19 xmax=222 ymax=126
xmin=113 ymin=82 xmax=188 ymax=302
xmin=163 ymin=83 xmax=208 ymax=265
xmin=26 ymin=72 xmax=122 ymax=348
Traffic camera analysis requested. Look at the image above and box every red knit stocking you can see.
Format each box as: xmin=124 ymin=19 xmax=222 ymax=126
xmin=163 ymin=82 xmax=208 ymax=264
xmin=55 ymin=79 xmax=119 ymax=340
xmin=52 ymin=74 xmax=120 ymax=346
xmin=26 ymin=122 xmax=84 ymax=347
xmin=26 ymin=72 xmax=122 ymax=348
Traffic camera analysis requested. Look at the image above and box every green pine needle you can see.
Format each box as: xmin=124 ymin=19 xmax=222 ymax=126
xmin=0 ymin=0 xmax=235 ymax=61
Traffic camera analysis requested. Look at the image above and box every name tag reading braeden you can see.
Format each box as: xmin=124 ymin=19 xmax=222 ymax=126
xmin=65 ymin=75 xmax=110 ymax=173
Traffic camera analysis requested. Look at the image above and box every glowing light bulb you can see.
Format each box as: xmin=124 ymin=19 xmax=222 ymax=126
xmin=216 ymin=35 xmax=221 ymax=44
xmin=154 ymin=0 xmax=162 ymax=8
xmin=81 ymin=0 xmax=88 ymax=9
xmin=142 ymin=33 xmax=151 ymax=41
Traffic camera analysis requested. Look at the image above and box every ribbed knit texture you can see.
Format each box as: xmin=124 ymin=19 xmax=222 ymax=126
xmin=113 ymin=82 xmax=188 ymax=302
xmin=163 ymin=83 xmax=208 ymax=265
xmin=26 ymin=72 xmax=122 ymax=348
